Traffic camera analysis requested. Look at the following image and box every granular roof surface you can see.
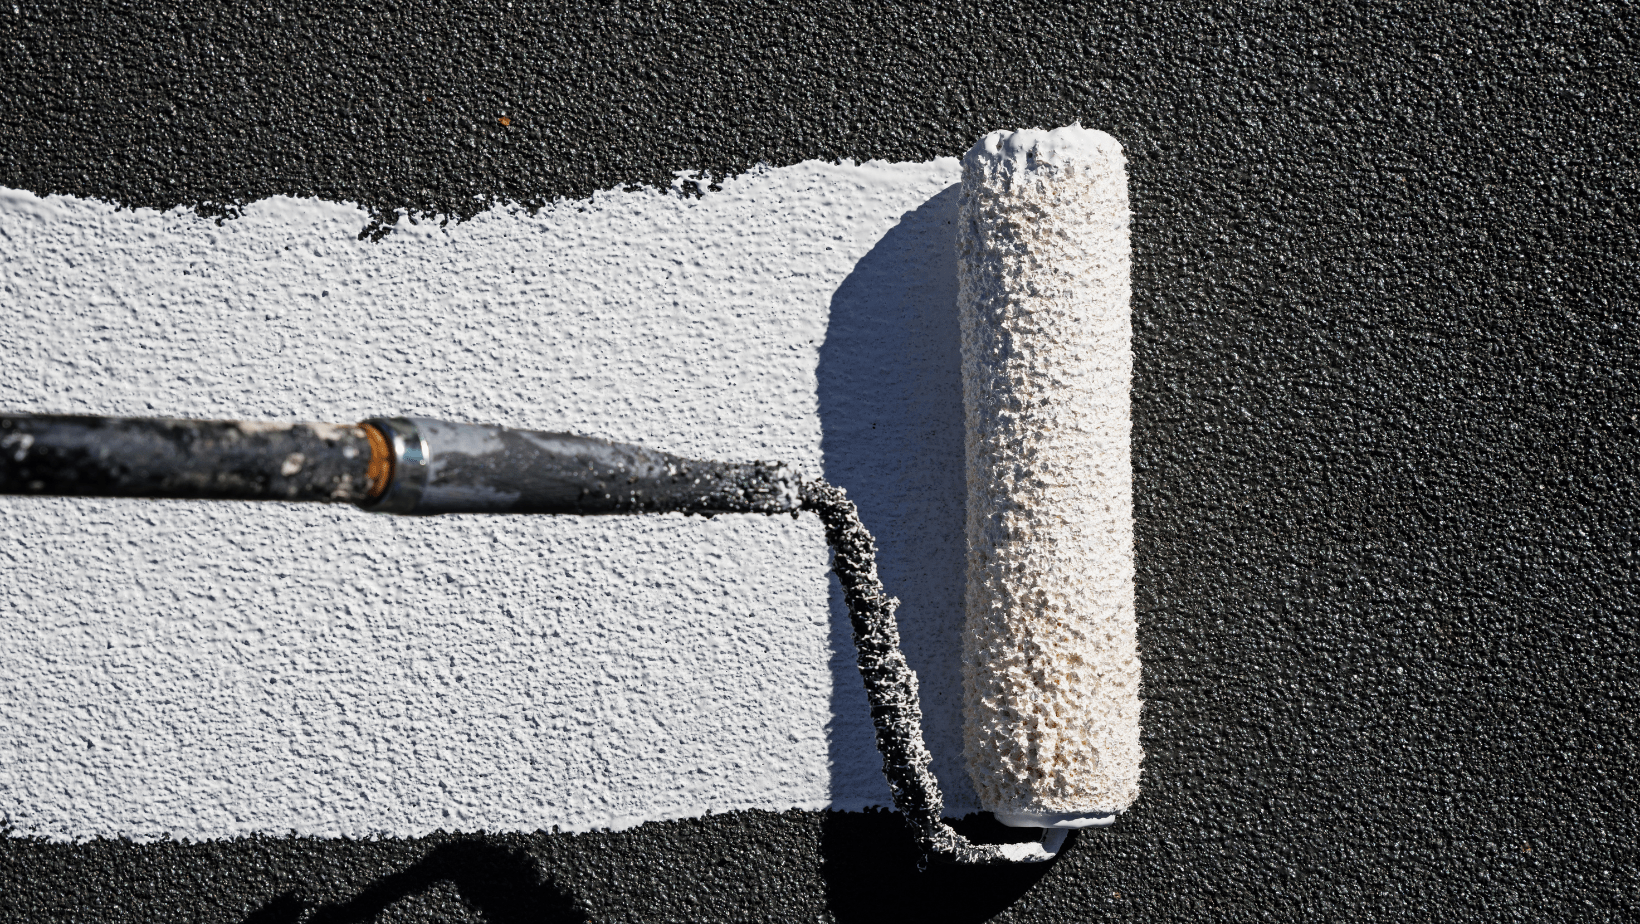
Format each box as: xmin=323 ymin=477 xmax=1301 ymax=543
xmin=2 ymin=2 xmax=1635 ymax=921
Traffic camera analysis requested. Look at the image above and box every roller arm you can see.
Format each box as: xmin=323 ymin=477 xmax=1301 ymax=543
xmin=0 ymin=414 xmax=801 ymax=516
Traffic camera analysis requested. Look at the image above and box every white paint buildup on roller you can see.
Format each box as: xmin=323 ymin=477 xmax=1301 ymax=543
xmin=958 ymin=125 xmax=1141 ymax=825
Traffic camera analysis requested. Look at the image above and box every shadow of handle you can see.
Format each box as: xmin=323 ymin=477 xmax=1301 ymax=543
xmin=241 ymin=841 xmax=584 ymax=924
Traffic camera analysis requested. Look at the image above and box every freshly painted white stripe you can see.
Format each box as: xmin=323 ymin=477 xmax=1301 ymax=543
xmin=0 ymin=158 xmax=976 ymax=841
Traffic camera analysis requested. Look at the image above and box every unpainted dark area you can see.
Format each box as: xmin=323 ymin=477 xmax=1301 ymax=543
xmin=3 ymin=0 xmax=1637 ymax=921
xmin=1 ymin=812 xmax=1066 ymax=923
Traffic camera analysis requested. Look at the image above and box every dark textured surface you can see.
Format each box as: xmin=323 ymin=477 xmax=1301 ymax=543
xmin=3 ymin=0 xmax=1637 ymax=920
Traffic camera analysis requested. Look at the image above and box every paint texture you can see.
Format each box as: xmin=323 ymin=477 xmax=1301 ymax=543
xmin=0 ymin=159 xmax=974 ymax=841
xmin=3 ymin=2 xmax=1636 ymax=919
xmin=958 ymin=127 xmax=1140 ymax=819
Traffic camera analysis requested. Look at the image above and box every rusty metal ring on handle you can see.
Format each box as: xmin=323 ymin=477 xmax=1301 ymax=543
xmin=360 ymin=417 xmax=428 ymax=514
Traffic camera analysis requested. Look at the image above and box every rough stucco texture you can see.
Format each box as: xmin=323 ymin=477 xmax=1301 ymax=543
xmin=0 ymin=159 xmax=981 ymax=841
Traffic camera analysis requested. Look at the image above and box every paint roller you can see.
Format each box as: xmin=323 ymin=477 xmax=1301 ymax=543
xmin=959 ymin=125 xmax=1140 ymax=833
xmin=0 ymin=125 xmax=1137 ymax=865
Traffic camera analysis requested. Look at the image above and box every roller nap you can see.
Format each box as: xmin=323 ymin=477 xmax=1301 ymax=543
xmin=958 ymin=125 xmax=1142 ymax=825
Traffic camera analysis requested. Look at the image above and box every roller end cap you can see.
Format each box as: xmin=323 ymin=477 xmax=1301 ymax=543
xmin=993 ymin=811 xmax=1117 ymax=829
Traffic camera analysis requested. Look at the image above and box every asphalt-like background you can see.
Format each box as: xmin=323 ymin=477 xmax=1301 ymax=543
xmin=2 ymin=1 xmax=1636 ymax=921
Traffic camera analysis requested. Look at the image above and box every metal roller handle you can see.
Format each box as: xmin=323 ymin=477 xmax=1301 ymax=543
xmin=0 ymin=414 xmax=801 ymax=517
xmin=361 ymin=417 xmax=799 ymax=516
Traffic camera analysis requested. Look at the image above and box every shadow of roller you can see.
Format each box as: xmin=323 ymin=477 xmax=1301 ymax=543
xmin=821 ymin=810 xmax=1067 ymax=923
xmin=240 ymin=841 xmax=582 ymax=924
xmin=818 ymin=183 xmax=971 ymax=814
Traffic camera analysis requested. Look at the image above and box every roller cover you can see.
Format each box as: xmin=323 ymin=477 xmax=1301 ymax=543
xmin=958 ymin=125 xmax=1141 ymax=823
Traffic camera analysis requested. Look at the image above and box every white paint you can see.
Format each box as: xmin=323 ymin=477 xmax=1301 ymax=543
xmin=958 ymin=126 xmax=1142 ymax=818
xmin=0 ymin=157 xmax=981 ymax=841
